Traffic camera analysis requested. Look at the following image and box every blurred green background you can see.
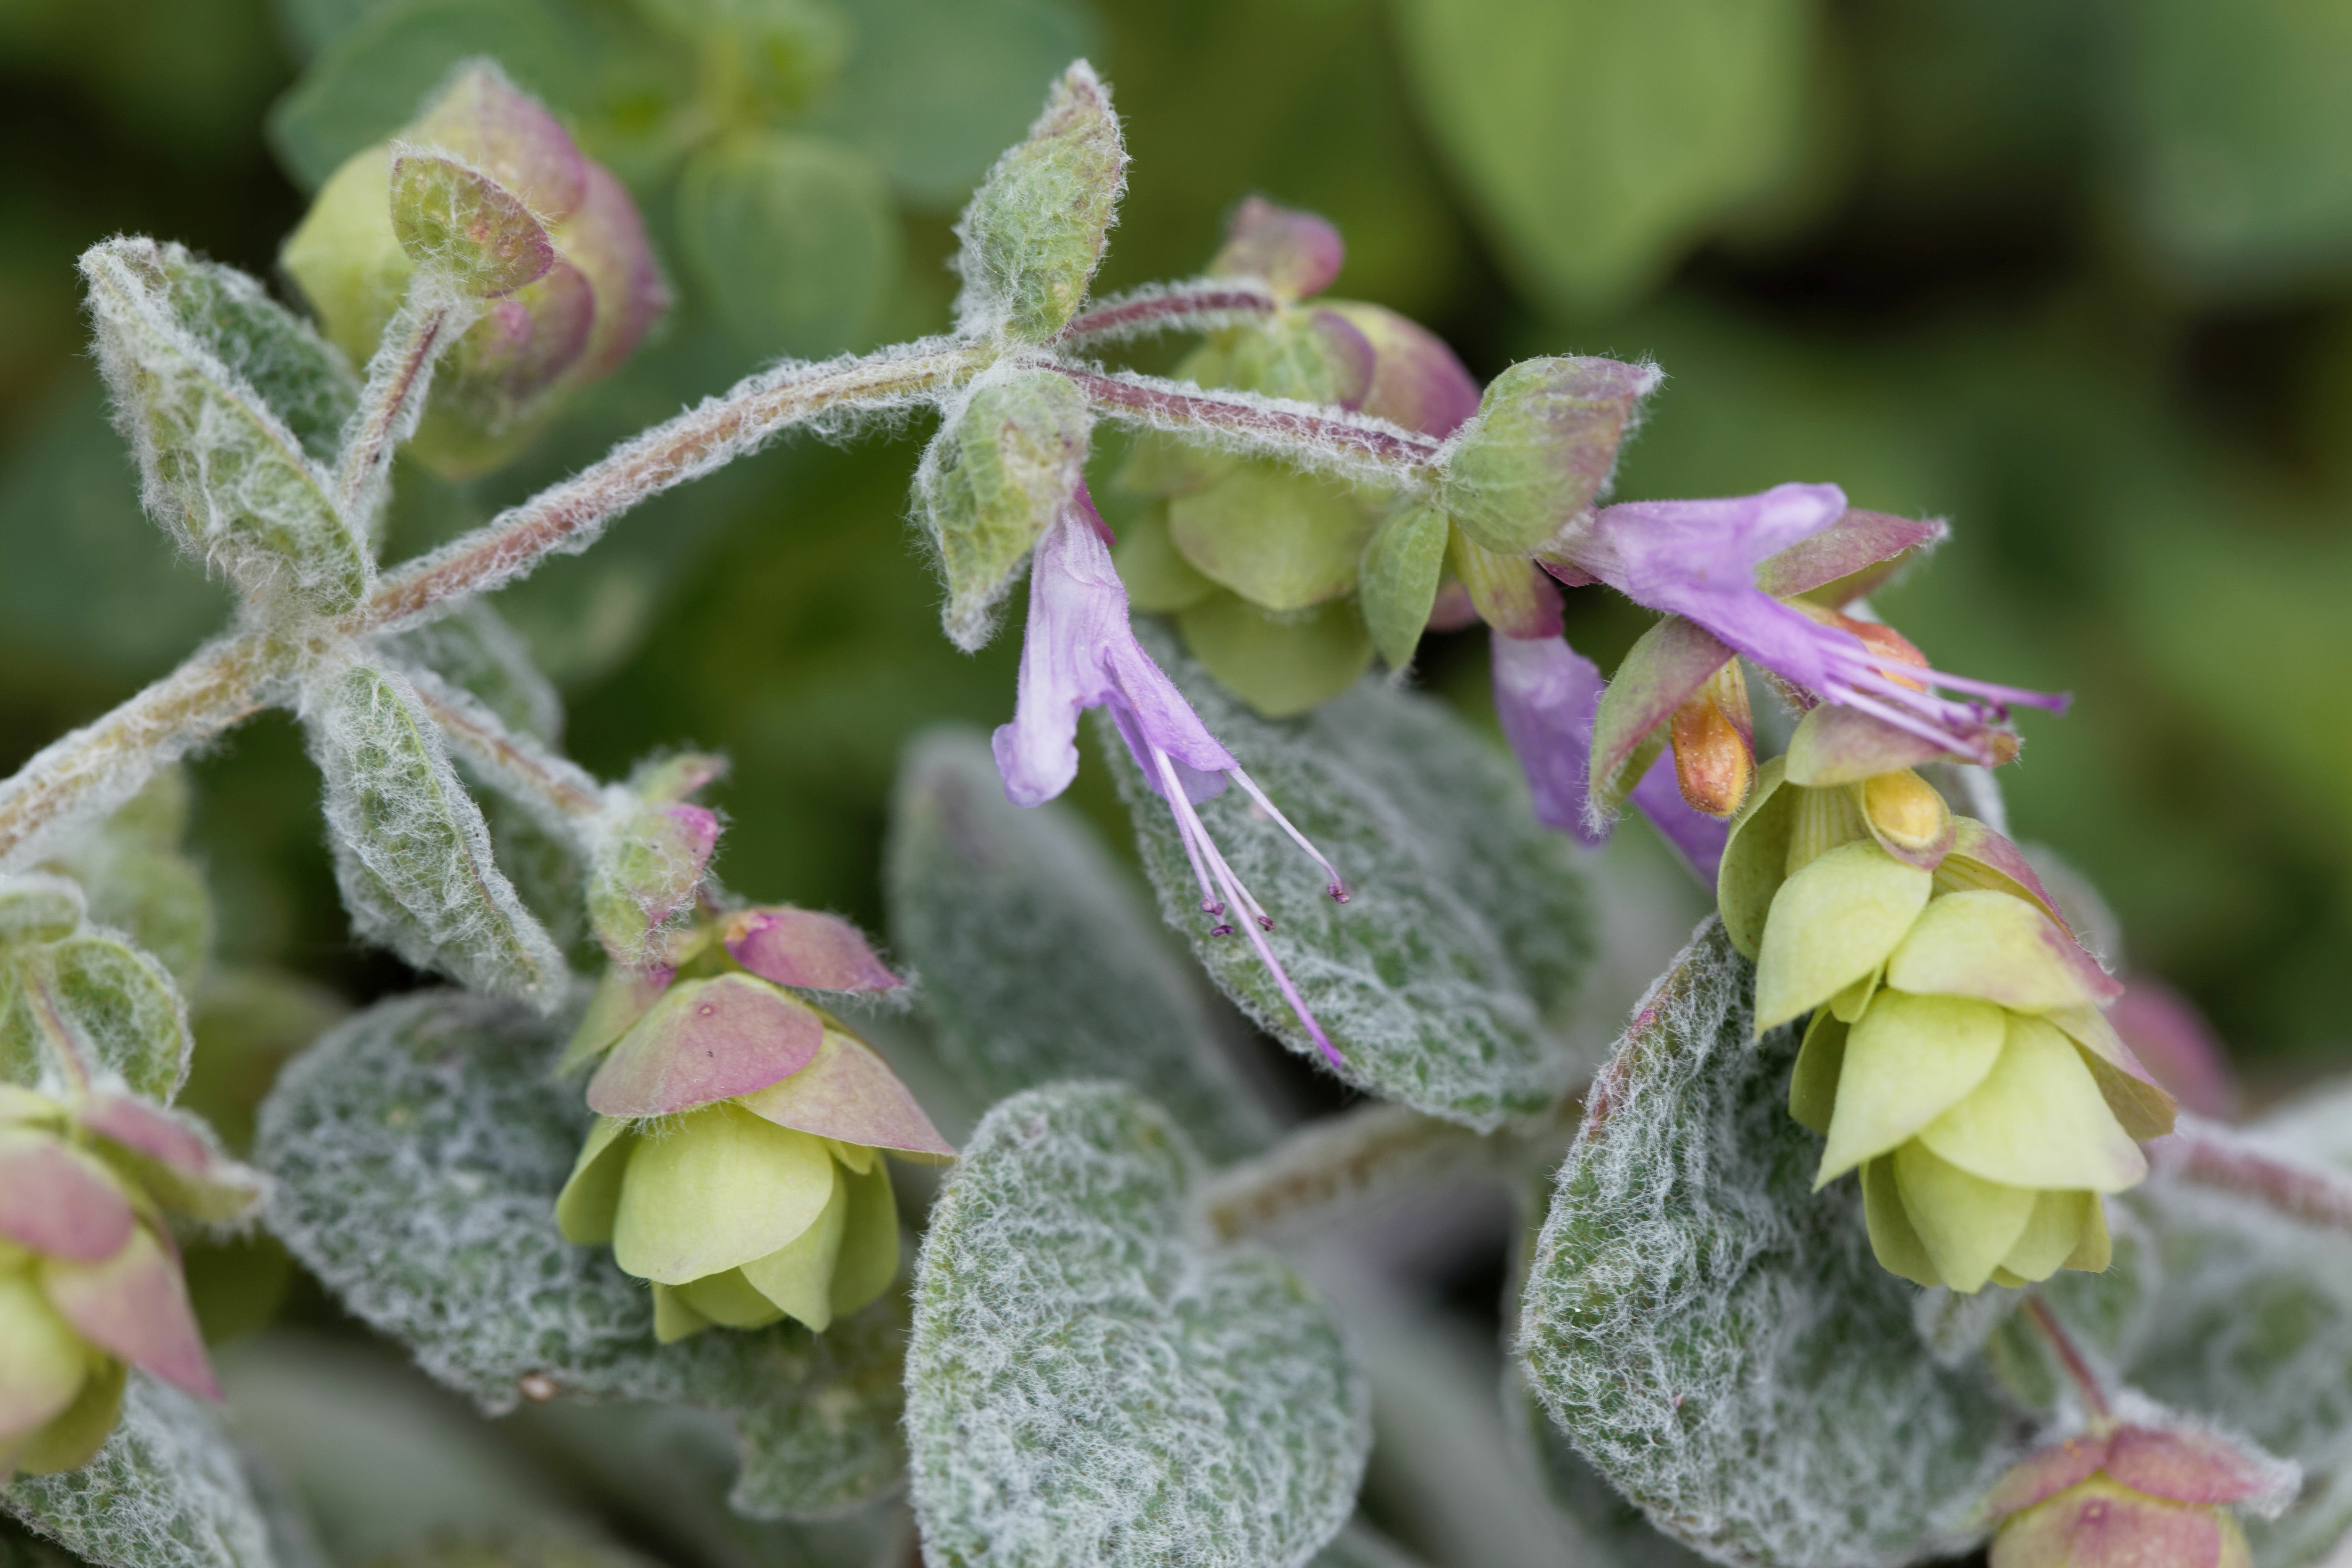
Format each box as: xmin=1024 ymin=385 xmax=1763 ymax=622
xmin=3 ymin=0 xmax=2348 ymax=1081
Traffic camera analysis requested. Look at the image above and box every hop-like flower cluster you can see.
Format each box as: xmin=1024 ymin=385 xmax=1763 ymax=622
xmin=554 ymin=904 xmax=951 ymax=1340
xmin=1721 ymin=757 xmax=2176 ymax=1292
xmin=282 ymin=62 xmax=667 ymax=475
xmin=0 ymin=1087 xmax=257 ymax=1478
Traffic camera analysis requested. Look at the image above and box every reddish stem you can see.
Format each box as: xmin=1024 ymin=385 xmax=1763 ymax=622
xmin=1051 ymin=365 xmax=1443 ymax=469
xmin=2024 ymin=1296 xmax=2112 ymax=1421
xmin=1056 ymin=284 xmax=1277 ymax=342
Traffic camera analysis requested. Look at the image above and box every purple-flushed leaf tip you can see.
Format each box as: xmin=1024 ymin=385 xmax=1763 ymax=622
xmin=0 ymin=1134 xmax=134 ymax=1262
xmin=1211 ymin=196 xmax=1344 ymax=302
xmin=42 ymin=1223 xmax=219 ymax=1401
xmin=725 ymin=907 xmax=903 ymax=993
xmin=586 ymin=974 xmax=824 ymax=1119
xmin=1326 ymin=303 xmax=1481 ymax=438
xmin=1988 ymin=1433 xmax=2114 ymax=1516
xmin=738 ymin=1029 xmax=955 ymax=1158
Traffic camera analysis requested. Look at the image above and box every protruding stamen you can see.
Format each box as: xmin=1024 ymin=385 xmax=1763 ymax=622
xmin=1155 ymin=751 xmax=1229 ymax=926
xmin=1154 ymin=748 xmax=1344 ymax=1067
xmin=1226 ymin=764 xmax=1348 ymax=903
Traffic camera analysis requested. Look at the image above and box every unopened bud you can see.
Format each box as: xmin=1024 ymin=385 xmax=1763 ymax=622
xmin=587 ymin=802 xmax=720 ymax=965
xmin=281 ymin=64 xmax=666 ymax=477
xmin=1670 ymin=661 xmax=1755 ymax=818
xmin=1210 ymin=196 xmax=1343 ymax=302
xmin=1440 ymin=356 xmax=1658 ymax=556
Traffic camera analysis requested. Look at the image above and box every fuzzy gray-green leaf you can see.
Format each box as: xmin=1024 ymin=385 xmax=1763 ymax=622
xmin=1517 ymin=920 xmax=2021 ymax=1568
xmin=80 ymin=237 xmax=369 ymax=613
xmin=914 ymin=367 xmax=1093 ymax=650
xmin=885 ymin=729 xmax=1276 ymax=1162
xmin=952 ymin=61 xmax=1126 ymax=342
xmin=2122 ymin=1087 xmax=2352 ymax=1568
xmin=906 ymin=1082 xmax=1367 ymax=1568
xmin=304 ymin=664 xmax=566 ymax=1008
xmin=4 ymin=1376 xmax=279 ymax=1568
xmin=255 ymin=990 xmax=906 ymax=1519
xmin=1101 ymin=626 xmax=1591 ymax=1130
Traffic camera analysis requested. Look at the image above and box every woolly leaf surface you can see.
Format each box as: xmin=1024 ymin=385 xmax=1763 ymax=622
xmin=304 ymin=664 xmax=566 ymax=1008
xmin=951 ymin=62 xmax=1125 ymax=341
xmin=1099 ymin=627 xmax=1591 ymax=1130
xmin=35 ymin=771 xmax=214 ymax=990
xmin=80 ymin=238 xmax=368 ymax=613
xmin=1517 ymin=920 xmax=2021 ymax=1567
xmin=3 ymin=1376 xmax=278 ymax=1568
xmin=2124 ymin=1085 xmax=2352 ymax=1567
xmin=885 ymin=730 xmax=1276 ymax=1162
xmin=906 ymin=1082 xmax=1366 ymax=1568
xmin=254 ymin=990 xmax=905 ymax=1520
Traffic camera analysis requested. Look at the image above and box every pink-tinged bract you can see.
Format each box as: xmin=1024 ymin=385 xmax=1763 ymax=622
xmin=0 ymin=1135 xmax=134 ymax=1262
xmin=2108 ymin=979 xmax=2239 ymax=1121
xmin=725 ymin=907 xmax=903 ymax=993
xmin=737 ymin=1029 xmax=956 ymax=1158
xmin=586 ymin=974 xmax=825 ymax=1118
xmin=40 ymin=1223 xmax=219 ymax=1400
xmin=78 ymin=1095 xmax=214 ymax=1181
xmin=1753 ymin=508 xmax=1947 ymax=602
xmin=1323 ymin=302 xmax=1481 ymax=438
xmin=1210 ymin=196 xmax=1344 ymax=302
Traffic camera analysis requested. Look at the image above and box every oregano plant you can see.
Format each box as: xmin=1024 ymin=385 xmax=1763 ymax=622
xmin=4 ymin=45 xmax=2352 ymax=1568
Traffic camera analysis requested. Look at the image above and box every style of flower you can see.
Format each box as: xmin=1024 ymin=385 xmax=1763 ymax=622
xmin=993 ymin=483 xmax=1349 ymax=1066
xmin=555 ymin=905 xmax=951 ymax=1340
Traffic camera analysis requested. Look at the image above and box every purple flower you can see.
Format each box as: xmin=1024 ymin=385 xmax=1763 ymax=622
xmin=1490 ymin=631 xmax=1730 ymax=882
xmin=993 ymin=484 xmax=1349 ymax=1065
xmin=1557 ymin=482 xmax=2067 ymax=761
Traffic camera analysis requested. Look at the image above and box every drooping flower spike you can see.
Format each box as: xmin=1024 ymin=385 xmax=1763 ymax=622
xmin=993 ymin=482 xmax=1349 ymax=1067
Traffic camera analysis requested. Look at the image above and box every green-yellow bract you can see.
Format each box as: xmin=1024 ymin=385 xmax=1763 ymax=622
xmin=553 ymin=904 xmax=952 ymax=1341
xmin=1723 ymin=748 xmax=2177 ymax=1293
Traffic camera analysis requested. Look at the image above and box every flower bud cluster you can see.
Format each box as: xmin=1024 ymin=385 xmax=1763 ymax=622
xmin=282 ymin=63 xmax=667 ymax=477
xmin=1112 ymin=199 xmax=1488 ymax=714
xmin=555 ymin=904 xmax=950 ymax=1341
xmin=1720 ymin=756 xmax=2176 ymax=1292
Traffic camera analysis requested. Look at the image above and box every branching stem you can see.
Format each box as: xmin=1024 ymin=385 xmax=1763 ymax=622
xmin=0 ymin=315 xmax=1450 ymax=864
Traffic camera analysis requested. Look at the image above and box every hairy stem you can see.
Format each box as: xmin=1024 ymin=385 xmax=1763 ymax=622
xmin=1051 ymin=364 xmax=1444 ymax=478
xmin=2024 ymin=1296 xmax=2112 ymax=1421
xmin=0 ymin=310 xmax=1450 ymax=859
xmin=408 ymin=673 xmax=603 ymax=824
xmin=1055 ymin=279 xmax=1277 ymax=345
xmin=2151 ymin=1117 xmax=2352 ymax=1234
xmin=336 ymin=299 xmax=463 ymax=528
xmin=347 ymin=343 xmax=987 ymax=636
xmin=0 ymin=633 xmax=274 ymax=867
xmin=1194 ymin=1089 xmax=1584 ymax=1245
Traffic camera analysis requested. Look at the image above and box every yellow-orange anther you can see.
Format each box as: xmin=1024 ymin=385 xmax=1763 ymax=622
xmin=1671 ymin=663 xmax=1756 ymax=818
xmin=1862 ymin=769 xmax=1951 ymax=853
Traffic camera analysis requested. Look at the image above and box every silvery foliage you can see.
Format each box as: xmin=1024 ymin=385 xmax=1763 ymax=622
xmin=255 ymin=991 xmax=905 ymax=1521
xmin=907 ymin=1083 xmax=1368 ymax=1568
xmin=300 ymin=663 xmax=567 ymax=1009
xmin=3 ymin=1378 xmax=285 ymax=1568
xmin=886 ymin=728 xmax=1278 ymax=1162
xmin=2119 ymin=1086 xmax=2352 ymax=1568
xmin=1102 ymin=626 xmax=1594 ymax=1131
xmin=0 ymin=872 xmax=192 ymax=1103
xmin=1518 ymin=920 xmax=2024 ymax=1568
xmin=80 ymin=238 xmax=368 ymax=614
